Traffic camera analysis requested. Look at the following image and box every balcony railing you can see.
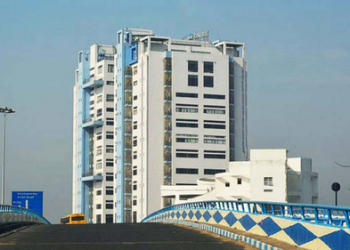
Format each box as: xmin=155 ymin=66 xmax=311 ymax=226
xmin=98 ymin=53 xmax=114 ymax=62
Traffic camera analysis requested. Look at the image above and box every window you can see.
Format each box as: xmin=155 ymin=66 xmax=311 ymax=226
xmin=96 ymin=108 xmax=102 ymax=117
xmin=204 ymin=135 xmax=226 ymax=144
xmin=176 ymin=92 xmax=198 ymax=98
xmin=176 ymin=168 xmax=198 ymax=174
xmin=204 ymin=105 xmax=225 ymax=115
xmin=106 ymin=214 xmax=113 ymax=224
xmin=133 ymin=81 xmax=137 ymax=86
xmin=176 ymin=107 xmax=198 ymax=113
xmin=188 ymin=75 xmax=198 ymax=87
xmin=133 ymin=66 xmax=138 ymax=75
xmin=204 ymin=150 xmax=226 ymax=159
xmin=96 ymin=204 xmax=101 ymax=209
xmin=237 ymin=178 xmax=242 ymax=185
xmin=97 ymin=95 xmax=103 ymax=103
xmin=98 ymin=65 xmax=103 ymax=74
xmin=108 ymin=64 xmax=114 ymax=73
xmin=225 ymin=182 xmax=230 ymax=187
xmin=106 ymin=118 xmax=114 ymax=126
xmin=133 ymin=169 xmax=137 ymax=175
xmin=204 ymin=120 xmax=226 ymax=130
xmin=106 ymin=190 xmax=113 ymax=195
xmin=188 ymin=61 xmax=198 ymax=72
xmin=133 ymin=200 xmax=137 ymax=206
xmin=264 ymin=189 xmax=273 ymax=192
xmin=133 ymin=211 xmax=137 ymax=223
xmin=204 ymin=94 xmax=225 ymax=100
xmin=204 ymin=169 xmax=226 ymax=175
xmin=133 ymin=139 xmax=137 ymax=147
xmin=133 ymin=184 xmax=137 ymax=191
xmin=96 ymin=146 xmax=102 ymax=156
xmin=176 ymin=119 xmax=198 ymax=128
xmin=96 ymin=190 xmax=102 ymax=196
xmin=106 ymin=145 xmax=114 ymax=153
xmin=106 ymin=204 xmax=113 ymax=209
xmin=97 ymin=135 xmax=102 ymax=140
xmin=132 ymin=48 xmax=137 ymax=60
xmin=176 ymin=149 xmax=198 ymax=158
xmin=106 ymin=132 xmax=114 ymax=139
xmin=96 ymin=215 xmax=101 ymax=224
xmin=106 ymin=158 xmax=114 ymax=167
xmin=133 ymin=95 xmax=138 ymax=101
xmin=264 ymin=177 xmax=273 ymax=186
xmin=204 ymin=154 xmax=226 ymax=159
xmin=106 ymin=94 xmax=114 ymax=102
xmin=176 ymin=134 xmax=198 ymax=143
xmin=133 ymin=121 xmax=137 ymax=130
xmin=106 ymin=176 xmax=113 ymax=181
xmin=106 ymin=107 xmax=114 ymax=112
xmin=204 ymin=62 xmax=214 ymax=73
xmin=107 ymin=81 xmax=114 ymax=85
xmin=204 ymin=76 xmax=214 ymax=87
xmin=96 ymin=160 xmax=102 ymax=169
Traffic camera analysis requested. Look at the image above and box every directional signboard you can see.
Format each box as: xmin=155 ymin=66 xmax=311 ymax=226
xmin=12 ymin=191 xmax=43 ymax=216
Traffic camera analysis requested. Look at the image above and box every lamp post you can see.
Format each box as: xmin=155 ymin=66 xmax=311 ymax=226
xmin=0 ymin=107 xmax=15 ymax=204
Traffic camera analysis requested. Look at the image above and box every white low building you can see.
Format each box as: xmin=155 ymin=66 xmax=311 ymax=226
xmin=160 ymin=149 xmax=318 ymax=207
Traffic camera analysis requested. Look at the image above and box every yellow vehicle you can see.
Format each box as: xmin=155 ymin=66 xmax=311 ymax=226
xmin=60 ymin=213 xmax=87 ymax=224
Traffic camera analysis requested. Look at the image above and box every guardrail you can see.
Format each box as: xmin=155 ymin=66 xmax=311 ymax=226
xmin=0 ymin=205 xmax=50 ymax=225
xmin=142 ymin=200 xmax=350 ymax=228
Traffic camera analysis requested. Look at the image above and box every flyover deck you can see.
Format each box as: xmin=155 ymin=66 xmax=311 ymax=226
xmin=0 ymin=223 xmax=256 ymax=250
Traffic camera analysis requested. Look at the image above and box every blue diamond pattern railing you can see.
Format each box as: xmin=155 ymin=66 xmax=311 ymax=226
xmin=0 ymin=205 xmax=50 ymax=225
xmin=141 ymin=200 xmax=350 ymax=228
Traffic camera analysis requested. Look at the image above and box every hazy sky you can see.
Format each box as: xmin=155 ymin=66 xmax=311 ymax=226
xmin=0 ymin=0 xmax=349 ymax=223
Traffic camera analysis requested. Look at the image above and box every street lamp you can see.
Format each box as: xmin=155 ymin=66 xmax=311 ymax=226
xmin=0 ymin=107 xmax=15 ymax=204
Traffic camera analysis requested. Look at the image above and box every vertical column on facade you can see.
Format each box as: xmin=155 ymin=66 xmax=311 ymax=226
xmin=163 ymin=57 xmax=172 ymax=207
xmin=242 ymin=61 xmax=248 ymax=160
xmin=88 ymin=132 xmax=94 ymax=221
xmin=229 ymin=61 xmax=235 ymax=161
xmin=124 ymin=66 xmax=133 ymax=222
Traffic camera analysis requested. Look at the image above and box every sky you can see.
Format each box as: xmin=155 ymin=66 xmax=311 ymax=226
xmin=0 ymin=0 xmax=349 ymax=223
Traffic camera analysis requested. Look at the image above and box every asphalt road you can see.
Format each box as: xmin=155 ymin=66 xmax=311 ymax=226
xmin=0 ymin=223 xmax=256 ymax=250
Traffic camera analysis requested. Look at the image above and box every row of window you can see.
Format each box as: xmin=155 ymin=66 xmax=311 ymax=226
xmin=176 ymin=168 xmax=225 ymax=175
xmin=176 ymin=92 xmax=225 ymax=99
xmin=96 ymin=214 xmax=113 ymax=224
xmin=188 ymin=61 xmax=214 ymax=73
xmin=97 ymin=64 xmax=114 ymax=74
xmin=175 ymin=134 xmax=226 ymax=144
xmin=175 ymin=119 xmax=226 ymax=130
xmin=175 ymin=149 xmax=226 ymax=159
xmin=188 ymin=75 xmax=214 ymax=88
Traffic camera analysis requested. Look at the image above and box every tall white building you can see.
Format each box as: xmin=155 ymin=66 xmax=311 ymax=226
xmin=73 ymin=28 xmax=248 ymax=223
xmin=73 ymin=44 xmax=116 ymax=223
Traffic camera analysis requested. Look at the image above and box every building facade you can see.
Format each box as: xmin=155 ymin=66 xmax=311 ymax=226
xmin=72 ymin=44 xmax=116 ymax=223
xmin=73 ymin=28 xmax=248 ymax=223
xmin=160 ymin=149 xmax=319 ymax=205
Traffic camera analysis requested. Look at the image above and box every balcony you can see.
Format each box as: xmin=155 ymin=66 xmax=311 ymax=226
xmin=82 ymin=79 xmax=104 ymax=90
xmin=82 ymin=171 xmax=103 ymax=182
xmin=98 ymin=53 xmax=114 ymax=62
xmin=82 ymin=118 xmax=103 ymax=129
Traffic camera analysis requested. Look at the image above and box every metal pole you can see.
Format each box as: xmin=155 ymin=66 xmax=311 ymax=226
xmin=2 ymin=113 xmax=6 ymax=204
xmin=335 ymin=191 xmax=338 ymax=206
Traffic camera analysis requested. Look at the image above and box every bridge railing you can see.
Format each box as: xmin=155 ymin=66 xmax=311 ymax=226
xmin=0 ymin=205 xmax=50 ymax=225
xmin=142 ymin=200 xmax=350 ymax=228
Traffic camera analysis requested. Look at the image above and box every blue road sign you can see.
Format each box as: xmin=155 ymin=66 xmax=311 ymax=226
xmin=12 ymin=191 xmax=43 ymax=216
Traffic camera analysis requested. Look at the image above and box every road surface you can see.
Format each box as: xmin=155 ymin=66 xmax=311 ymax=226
xmin=0 ymin=223 xmax=256 ymax=250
